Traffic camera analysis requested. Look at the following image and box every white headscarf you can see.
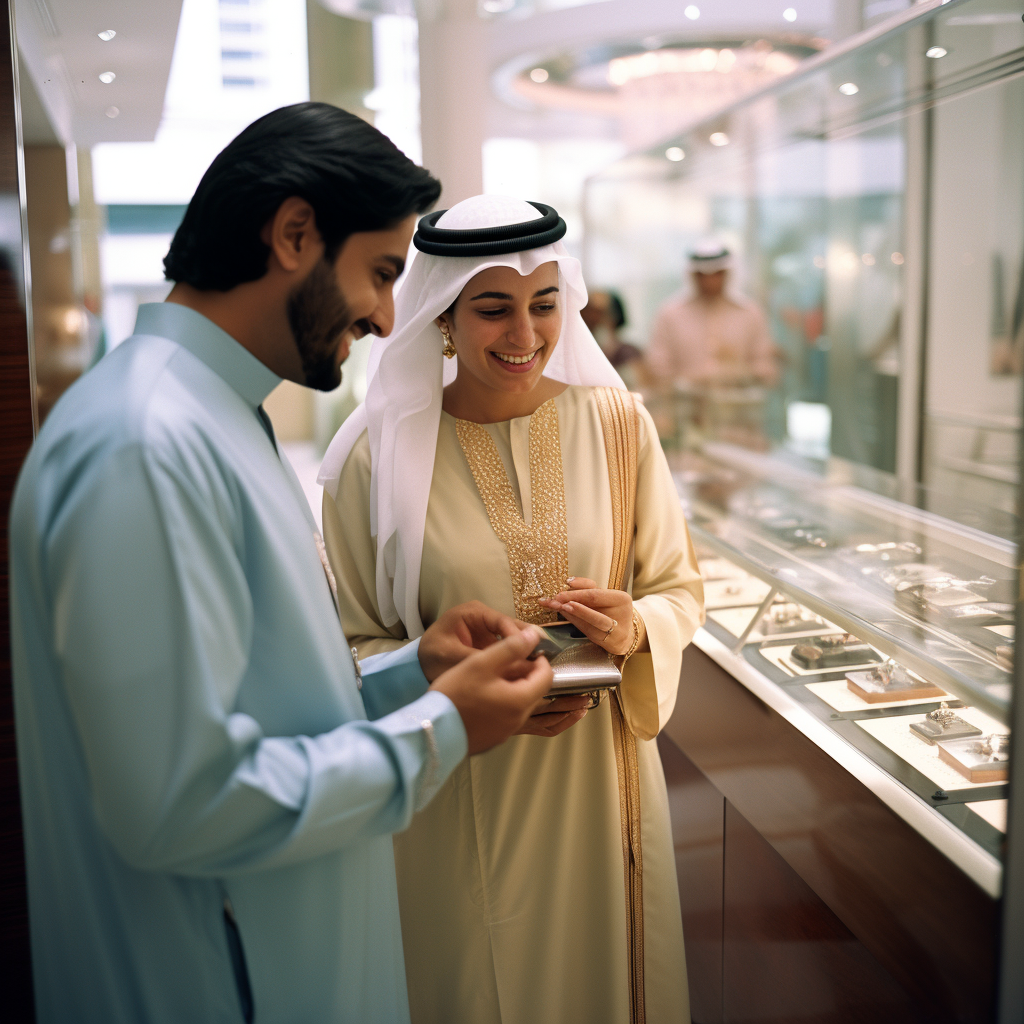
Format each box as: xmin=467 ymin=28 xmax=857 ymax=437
xmin=318 ymin=194 xmax=626 ymax=636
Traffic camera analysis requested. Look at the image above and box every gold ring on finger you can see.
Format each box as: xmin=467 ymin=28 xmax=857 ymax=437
xmin=603 ymin=619 xmax=617 ymax=640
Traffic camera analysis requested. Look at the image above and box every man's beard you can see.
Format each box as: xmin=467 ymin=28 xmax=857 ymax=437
xmin=286 ymin=257 xmax=356 ymax=392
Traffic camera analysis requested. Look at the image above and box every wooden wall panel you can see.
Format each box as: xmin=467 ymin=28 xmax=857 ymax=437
xmin=0 ymin=3 xmax=36 ymax=1019
xmin=658 ymin=734 xmax=724 ymax=1024
xmin=664 ymin=646 xmax=997 ymax=1023
xmin=723 ymin=801 xmax=924 ymax=1024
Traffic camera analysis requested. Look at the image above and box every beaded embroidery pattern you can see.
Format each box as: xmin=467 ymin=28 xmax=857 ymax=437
xmin=455 ymin=399 xmax=568 ymax=624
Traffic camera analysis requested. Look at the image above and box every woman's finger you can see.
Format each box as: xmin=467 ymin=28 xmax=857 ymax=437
xmin=542 ymin=588 xmax=623 ymax=609
xmin=566 ymin=577 xmax=598 ymax=590
xmin=563 ymin=601 xmax=616 ymax=633
xmin=532 ymin=694 xmax=591 ymax=715
xmin=516 ymin=708 xmax=587 ymax=737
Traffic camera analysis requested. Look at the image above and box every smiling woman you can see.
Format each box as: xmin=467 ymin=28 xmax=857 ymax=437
xmin=319 ymin=194 xmax=706 ymax=1024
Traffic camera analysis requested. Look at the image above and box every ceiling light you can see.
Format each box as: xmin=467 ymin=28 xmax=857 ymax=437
xmin=925 ymin=46 xmax=948 ymax=58
xmin=684 ymin=5 xmax=700 ymax=19
xmin=98 ymin=29 xmax=116 ymax=42
xmin=665 ymin=146 xmax=685 ymax=161
xmin=839 ymin=81 xmax=859 ymax=95
xmin=98 ymin=71 xmax=116 ymax=84
xmin=709 ymin=132 xmax=729 ymax=146
xmin=783 ymin=8 xmax=797 ymax=21
xmin=861 ymin=253 xmax=875 ymax=266
xmin=529 ymin=67 xmax=549 ymax=83
xmin=105 ymin=106 xmax=119 ymax=118
xmin=891 ymin=252 xmax=904 ymax=265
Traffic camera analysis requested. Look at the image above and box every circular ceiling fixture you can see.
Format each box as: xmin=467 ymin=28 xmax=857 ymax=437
xmin=709 ymin=131 xmax=729 ymax=146
xmin=98 ymin=29 xmax=117 ymax=42
xmin=98 ymin=71 xmax=116 ymax=84
xmin=665 ymin=146 xmax=685 ymax=161
xmin=503 ymin=36 xmax=818 ymax=151
xmin=838 ymin=81 xmax=859 ymax=95
xmin=684 ymin=6 xmax=700 ymax=19
xmin=105 ymin=105 xmax=119 ymax=118
xmin=925 ymin=46 xmax=948 ymax=59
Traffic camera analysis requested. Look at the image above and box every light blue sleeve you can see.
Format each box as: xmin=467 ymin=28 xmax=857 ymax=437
xmin=359 ymin=640 xmax=431 ymax=720
xmin=47 ymin=443 xmax=466 ymax=877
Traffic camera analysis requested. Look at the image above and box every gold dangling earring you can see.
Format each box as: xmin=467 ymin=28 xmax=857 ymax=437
xmin=439 ymin=322 xmax=456 ymax=360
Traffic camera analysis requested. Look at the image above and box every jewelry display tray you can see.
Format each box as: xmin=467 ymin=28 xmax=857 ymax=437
xmin=676 ymin=444 xmax=1016 ymax=874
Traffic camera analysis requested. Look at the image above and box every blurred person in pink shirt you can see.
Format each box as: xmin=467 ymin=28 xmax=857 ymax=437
xmin=647 ymin=239 xmax=779 ymax=388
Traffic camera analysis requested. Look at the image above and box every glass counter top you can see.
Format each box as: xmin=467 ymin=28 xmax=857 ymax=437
xmin=676 ymin=444 xmax=1017 ymax=723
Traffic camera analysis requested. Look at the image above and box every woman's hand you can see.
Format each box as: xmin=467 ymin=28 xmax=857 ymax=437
xmin=515 ymin=693 xmax=591 ymax=737
xmin=537 ymin=578 xmax=636 ymax=656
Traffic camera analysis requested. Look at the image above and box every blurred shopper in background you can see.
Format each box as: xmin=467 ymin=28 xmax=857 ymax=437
xmin=581 ymin=288 xmax=648 ymax=390
xmin=647 ymin=239 xmax=779 ymax=388
xmin=9 ymin=103 xmax=553 ymax=1024
xmin=320 ymin=195 xmax=705 ymax=1024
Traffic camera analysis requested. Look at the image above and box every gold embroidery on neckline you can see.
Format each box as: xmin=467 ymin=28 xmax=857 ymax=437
xmin=455 ymin=400 xmax=568 ymax=624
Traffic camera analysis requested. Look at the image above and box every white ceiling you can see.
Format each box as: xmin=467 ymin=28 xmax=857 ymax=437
xmin=15 ymin=0 xmax=184 ymax=147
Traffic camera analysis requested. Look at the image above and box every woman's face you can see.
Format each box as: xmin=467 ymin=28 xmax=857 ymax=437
xmin=438 ymin=262 xmax=562 ymax=396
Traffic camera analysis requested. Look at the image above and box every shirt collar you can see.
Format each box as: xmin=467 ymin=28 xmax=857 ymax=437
xmin=134 ymin=302 xmax=282 ymax=408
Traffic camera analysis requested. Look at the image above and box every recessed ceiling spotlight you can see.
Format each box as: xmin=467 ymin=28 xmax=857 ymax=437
xmin=529 ymin=67 xmax=549 ymax=83
xmin=925 ymin=46 xmax=948 ymax=58
xmin=684 ymin=5 xmax=700 ymax=19
xmin=98 ymin=29 xmax=116 ymax=42
xmin=98 ymin=71 xmax=116 ymax=84
xmin=783 ymin=8 xmax=797 ymax=21
xmin=709 ymin=132 xmax=729 ymax=146
xmin=665 ymin=146 xmax=685 ymax=162
xmin=839 ymin=81 xmax=859 ymax=95
xmin=106 ymin=106 xmax=119 ymax=118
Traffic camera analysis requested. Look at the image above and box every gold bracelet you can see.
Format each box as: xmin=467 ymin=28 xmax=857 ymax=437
xmin=623 ymin=610 xmax=643 ymax=660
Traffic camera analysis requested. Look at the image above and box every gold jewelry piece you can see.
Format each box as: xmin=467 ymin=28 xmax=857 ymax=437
xmin=623 ymin=610 xmax=643 ymax=660
xmin=603 ymin=619 xmax=618 ymax=640
xmin=439 ymin=322 xmax=456 ymax=359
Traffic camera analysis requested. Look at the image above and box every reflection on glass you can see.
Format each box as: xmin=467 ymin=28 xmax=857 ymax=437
xmin=584 ymin=0 xmax=1024 ymax=525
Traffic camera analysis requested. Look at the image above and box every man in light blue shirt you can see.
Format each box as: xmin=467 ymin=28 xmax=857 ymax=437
xmin=10 ymin=103 xmax=552 ymax=1023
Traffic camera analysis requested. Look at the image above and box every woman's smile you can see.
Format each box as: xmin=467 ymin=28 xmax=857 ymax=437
xmin=490 ymin=347 xmax=543 ymax=372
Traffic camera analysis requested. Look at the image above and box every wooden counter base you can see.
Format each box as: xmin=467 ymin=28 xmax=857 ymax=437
xmin=659 ymin=645 xmax=997 ymax=1023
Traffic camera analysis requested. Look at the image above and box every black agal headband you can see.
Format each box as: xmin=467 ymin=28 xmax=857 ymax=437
xmin=413 ymin=201 xmax=566 ymax=257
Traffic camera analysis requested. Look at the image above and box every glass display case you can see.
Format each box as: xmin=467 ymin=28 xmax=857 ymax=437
xmin=678 ymin=443 xmax=1011 ymax=882
xmin=584 ymin=1 xmax=1024 ymax=1014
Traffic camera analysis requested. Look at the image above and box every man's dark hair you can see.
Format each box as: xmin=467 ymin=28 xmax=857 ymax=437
xmin=164 ymin=102 xmax=441 ymax=291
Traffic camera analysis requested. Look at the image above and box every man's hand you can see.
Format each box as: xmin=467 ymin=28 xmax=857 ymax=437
xmin=431 ymin=627 xmax=553 ymax=755
xmin=419 ymin=600 xmax=526 ymax=682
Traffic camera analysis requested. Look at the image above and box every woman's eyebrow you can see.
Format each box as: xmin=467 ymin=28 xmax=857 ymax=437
xmin=533 ymin=286 xmax=559 ymax=297
xmin=469 ymin=290 xmax=514 ymax=301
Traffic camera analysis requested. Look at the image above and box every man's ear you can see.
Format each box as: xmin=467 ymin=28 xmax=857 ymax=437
xmin=262 ymin=196 xmax=322 ymax=273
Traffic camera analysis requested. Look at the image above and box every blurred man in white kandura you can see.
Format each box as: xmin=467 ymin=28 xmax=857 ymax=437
xmin=647 ymin=239 xmax=779 ymax=389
